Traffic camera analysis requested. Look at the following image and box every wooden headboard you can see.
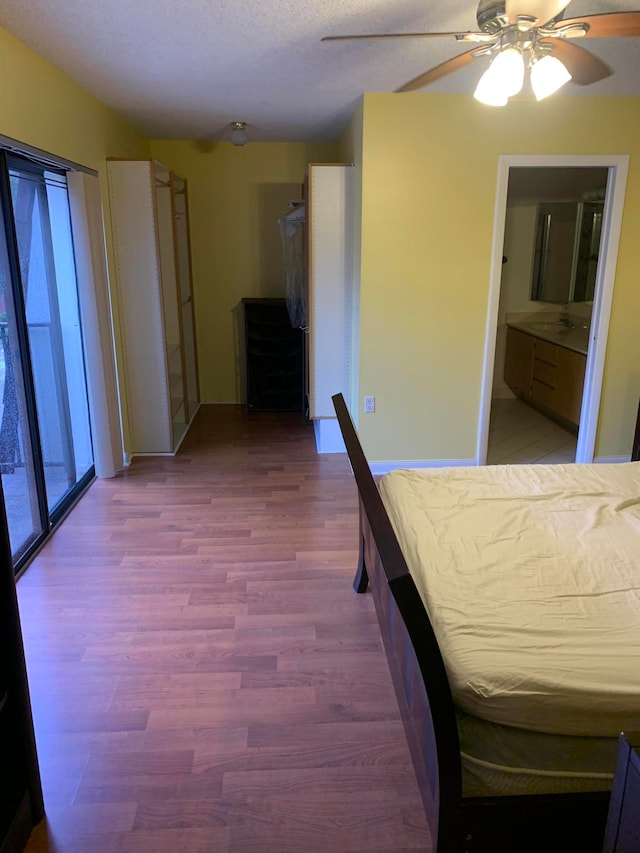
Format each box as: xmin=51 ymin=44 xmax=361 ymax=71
xmin=631 ymin=398 xmax=640 ymax=462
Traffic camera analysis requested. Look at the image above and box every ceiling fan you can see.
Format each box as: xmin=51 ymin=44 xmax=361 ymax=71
xmin=322 ymin=1 xmax=640 ymax=105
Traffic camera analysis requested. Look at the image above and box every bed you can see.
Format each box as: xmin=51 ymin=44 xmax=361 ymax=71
xmin=332 ymin=393 xmax=640 ymax=853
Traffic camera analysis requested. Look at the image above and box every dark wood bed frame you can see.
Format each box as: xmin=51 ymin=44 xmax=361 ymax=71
xmin=333 ymin=392 xmax=627 ymax=853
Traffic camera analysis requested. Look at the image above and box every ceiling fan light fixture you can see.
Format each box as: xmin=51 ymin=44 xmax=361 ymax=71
xmin=230 ymin=121 xmax=249 ymax=146
xmin=530 ymin=54 xmax=572 ymax=100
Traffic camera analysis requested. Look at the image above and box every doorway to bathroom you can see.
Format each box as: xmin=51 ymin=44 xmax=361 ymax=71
xmin=478 ymin=154 xmax=629 ymax=466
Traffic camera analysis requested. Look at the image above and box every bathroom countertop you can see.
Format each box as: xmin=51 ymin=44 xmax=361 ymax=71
xmin=507 ymin=320 xmax=590 ymax=356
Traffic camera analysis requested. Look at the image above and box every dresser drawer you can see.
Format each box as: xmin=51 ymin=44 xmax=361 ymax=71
xmin=531 ymin=379 xmax=554 ymax=407
xmin=532 ymin=358 xmax=557 ymax=388
xmin=534 ymin=338 xmax=558 ymax=365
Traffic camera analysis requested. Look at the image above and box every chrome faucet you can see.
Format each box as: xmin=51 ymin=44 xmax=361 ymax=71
xmin=559 ymin=305 xmax=575 ymax=328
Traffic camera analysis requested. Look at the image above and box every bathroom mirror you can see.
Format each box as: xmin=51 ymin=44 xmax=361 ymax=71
xmin=531 ymin=200 xmax=603 ymax=303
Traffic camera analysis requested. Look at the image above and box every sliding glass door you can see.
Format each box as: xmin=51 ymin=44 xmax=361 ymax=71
xmin=0 ymin=151 xmax=94 ymax=568
xmin=0 ymin=193 xmax=45 ymax=560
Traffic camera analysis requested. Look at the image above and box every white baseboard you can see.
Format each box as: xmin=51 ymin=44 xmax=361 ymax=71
xmin=369 ymin=455 xmax=629 ymax=473
xmin=369 ymin=458 xmax=477 ymax=476
xmin=125 ymin=404 xmax=201 ymax=461
xmin=313 ymin=419 xmax=346 ymax=454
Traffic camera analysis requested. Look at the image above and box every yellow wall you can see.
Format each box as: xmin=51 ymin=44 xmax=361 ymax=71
xmin=0 ymin=26 xmax=337 ymax=435
xmin=338 ymin=100 xmax=364 ymax=420
xmin=0 ymin=28 xmax=148 ymax=168
xmin=353 ymin=92 xmax=640 ymax=462
xmin=149 ymin=140 xmax=338 ymax=402
xmin=6 ymin=20 xmax=639 ymax=461
xmin=0 ymin=26 xmax=150 ymax=452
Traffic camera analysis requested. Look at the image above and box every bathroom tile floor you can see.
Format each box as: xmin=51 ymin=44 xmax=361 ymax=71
xmin=487 ymin=398 xmax=577 ymax=465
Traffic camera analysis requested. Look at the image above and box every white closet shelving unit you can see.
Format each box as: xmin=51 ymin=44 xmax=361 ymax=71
xmin=107 ymin=160 xmax=200 ymax=455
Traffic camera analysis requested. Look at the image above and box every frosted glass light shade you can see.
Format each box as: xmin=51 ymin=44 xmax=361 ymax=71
xmin=489 ymin=48 xmax=525 ymax=97
xmin=473 ymin=47 xmax=525 ymax=106
xmin=473 ymin=68 xmax=509 ymax=106
xmin=230 ymin=121 xmax=248 ymax=146
xmin=530 ymin=55 xmax=572 ymax=100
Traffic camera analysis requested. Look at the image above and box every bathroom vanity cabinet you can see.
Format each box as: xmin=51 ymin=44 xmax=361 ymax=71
xmin=504 ymin=326 xmax=586 ymax=427
xmin=503 ymin=327 xmax=536 ymax=399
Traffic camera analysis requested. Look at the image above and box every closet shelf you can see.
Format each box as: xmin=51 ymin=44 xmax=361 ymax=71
xmin=107 ymin=160 xmax=200 ymax=454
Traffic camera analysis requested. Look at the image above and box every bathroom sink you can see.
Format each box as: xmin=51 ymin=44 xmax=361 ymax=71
xmin=508 ymin=320 xmax=590 ymax=354
xmin=516 ymin=321 xmax=563 ymax=333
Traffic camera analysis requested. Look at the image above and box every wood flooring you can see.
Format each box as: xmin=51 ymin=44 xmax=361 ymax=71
xmin=17 ymin=405 xmax=431 ymax=853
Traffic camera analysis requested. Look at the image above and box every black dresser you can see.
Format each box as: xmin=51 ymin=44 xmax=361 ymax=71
xmin=0 ymin=483 xmax=43 ymax=853
xmin=603 ymin=732 xmax=640 ymax=853
xmin=242 ymin=298 xmax=304 ymax=412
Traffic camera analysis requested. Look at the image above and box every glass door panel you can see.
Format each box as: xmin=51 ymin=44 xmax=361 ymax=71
xmin=172 ymin=176 xmax=198 ymax=423
xmin=155 ymin=165 xmax=187 ymax=445
xmin=7 ymin=158 xmax=93 ymax=517
xmin=181 ymin=300 xmax=198 ymax=420
xmin=0 ymin=192 xmax=45 ymax=561
xmin=45 ymin=172 xmax=94 ymax=500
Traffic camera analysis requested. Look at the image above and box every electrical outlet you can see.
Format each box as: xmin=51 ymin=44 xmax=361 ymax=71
xmin=364 ymin=395 xmax=375 ymax=414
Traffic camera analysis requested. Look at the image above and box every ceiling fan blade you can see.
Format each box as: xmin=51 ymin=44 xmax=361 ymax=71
xmin=540 ymin=38 xmax=612 ymax=85
xmin=552 ymin=12 xmax=640 ymax=38
xmin=321 ymin=31 xmax=479 ymax=42
xmin=396 ymin=48 xmax=481 ymax=93
xmin=505 ymin=0 xmax=571 ymax=25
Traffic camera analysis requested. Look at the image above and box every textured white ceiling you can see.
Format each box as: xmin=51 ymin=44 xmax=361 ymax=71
xmin=1 ymin=0 xmax=639 ymax=142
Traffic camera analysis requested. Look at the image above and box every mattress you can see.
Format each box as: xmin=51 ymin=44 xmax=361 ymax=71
xmin=379 ymin=462 xmax=640 ymax=794
xmin=457 ymin=709 xmax=616 ymax=796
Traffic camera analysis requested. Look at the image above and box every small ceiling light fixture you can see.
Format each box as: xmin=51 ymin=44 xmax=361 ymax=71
xmin=230 ymin=121 xmax=249 ymax=146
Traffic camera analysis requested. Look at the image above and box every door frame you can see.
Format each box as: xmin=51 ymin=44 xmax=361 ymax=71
xmin=477 ymin=153 xmax=629 ymax=465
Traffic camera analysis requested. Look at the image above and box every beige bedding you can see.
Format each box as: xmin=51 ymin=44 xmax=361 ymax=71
xmin=380 ymin=462 xmax=640 ymax=739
